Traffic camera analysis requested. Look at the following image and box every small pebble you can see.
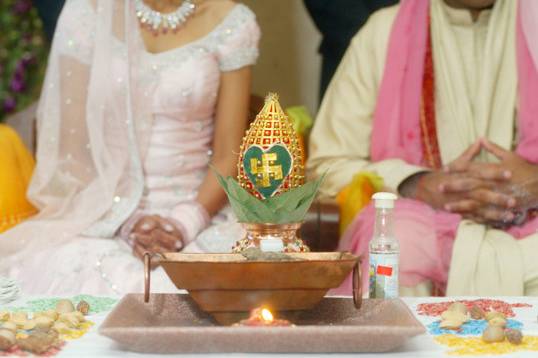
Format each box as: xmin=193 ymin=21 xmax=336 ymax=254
xmin=447 ymin=302 xmax=468 ymax=315
xmin=505 ymin=328 xmax=523 ymax=345
xmin=470 ymin=305 xmax=485 ymax=319
xmin=482 ymin=325 xmax=505 ymax=343
xmin=35 ymin=310 xmax=59 ymax=321
xmin=485 ymin=311 xmax=505 ymax=321
xmin=1 ymin=322 xmax=16 ymax=333
xmin=76 ymin=300 xmax=90 ymax=315
xmin=72 ymin=311 xmax=85 ymax=322
xmin=0 ymin=329 xmax=16 ymax=350
xmin=0 ymin=312 xmax=9 ymax=321
xmin=441 ymin=310 xmax=468 ymax=322
xmin=439 ymin=320 xmax=463 ymax=330
xmin=22 ymin=319 xmax=36 ymax=330
xmin=56 ymin=299 xmax=75 ymax=314
xmin=52 ymin=321 xmax=70 ymax=334
xmin=17 ymin=331 xmax=57 ymax=354
xmin=489 ymin=317 xmax=507 ymax=327
xmin=34 ymin=316 xmax=54 ymax=330
xmin=44 ymin=309 xmax=59 ymax=320
xmin=11 ymin=312 xmax=27 ymax=327
xmin=58 ymin=313 xmax=79 ymax=328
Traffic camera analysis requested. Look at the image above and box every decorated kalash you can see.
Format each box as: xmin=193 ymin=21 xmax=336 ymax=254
xmin=138 ymin=93 xmax=361 ymax=322
xmin=221 ymin=92 xmax=312 ymax=253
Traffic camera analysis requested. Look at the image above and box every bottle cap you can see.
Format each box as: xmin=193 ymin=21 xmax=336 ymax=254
xmin=372 ymin=192 xmax=398 ymax=209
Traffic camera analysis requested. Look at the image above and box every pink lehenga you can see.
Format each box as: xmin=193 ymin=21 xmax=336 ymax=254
xmin=0 ymin=0 xmax=259 ymax=295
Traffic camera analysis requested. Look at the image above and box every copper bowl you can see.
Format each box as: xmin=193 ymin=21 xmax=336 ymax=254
xmin=144 ymin=252 xmax=361 ymax=325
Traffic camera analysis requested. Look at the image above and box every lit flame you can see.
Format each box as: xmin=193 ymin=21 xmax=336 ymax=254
xmin=261 ymin=308 xmax=274 ymax=323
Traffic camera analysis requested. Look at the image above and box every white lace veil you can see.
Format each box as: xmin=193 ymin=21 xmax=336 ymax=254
xmin=0 ymin=0 xmax=154 ymax=271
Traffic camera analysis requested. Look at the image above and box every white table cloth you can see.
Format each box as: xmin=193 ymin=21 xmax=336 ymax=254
xmin=4 ymin=295 xmax=538 ymax=357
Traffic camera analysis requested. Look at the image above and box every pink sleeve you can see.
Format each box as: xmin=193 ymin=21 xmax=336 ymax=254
xmin=168 ymin=201 xmax=211 ymax=245
xmin=118 ymin=211 xmax=144 ymax=247
xmin=216 ymin=5 xmax=260 ymax=72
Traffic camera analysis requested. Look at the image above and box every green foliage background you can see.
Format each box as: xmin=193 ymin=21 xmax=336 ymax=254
xmin=0 ymin=0 xmax=47 ymax=121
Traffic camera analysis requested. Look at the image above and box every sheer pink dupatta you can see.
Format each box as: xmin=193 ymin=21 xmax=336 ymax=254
xmin=336 ymin=0 xmax=538 ymax=294
xmin=0 ymin=1 xmax=154 ymax=274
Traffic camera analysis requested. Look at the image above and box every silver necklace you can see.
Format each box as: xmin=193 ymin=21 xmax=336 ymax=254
xmin=135 ymin=0 xmax=196 ymax=35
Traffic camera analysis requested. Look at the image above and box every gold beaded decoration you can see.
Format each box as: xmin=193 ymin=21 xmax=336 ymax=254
xmin=238 ymin=93 xmax=305 ymax=199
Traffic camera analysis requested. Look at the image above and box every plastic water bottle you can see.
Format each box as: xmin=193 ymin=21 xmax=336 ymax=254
xmin=369 ymin=192 xmax=399 ymax=299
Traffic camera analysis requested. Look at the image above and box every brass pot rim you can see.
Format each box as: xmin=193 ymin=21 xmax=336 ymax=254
xmin=240 ymin=222 xmax=302 ymax=230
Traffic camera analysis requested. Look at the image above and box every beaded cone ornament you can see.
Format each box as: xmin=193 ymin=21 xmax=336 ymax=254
xmin=238 ymin=93 xmax=305 ymax=200
xmin=232 ymin=93 xmax=309 ymax=253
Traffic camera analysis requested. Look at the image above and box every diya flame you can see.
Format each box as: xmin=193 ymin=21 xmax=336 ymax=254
xmin=234 ymin=307 xmax=293 ymax=327
xmin=260 ymin=308 xmax=274 ymax=323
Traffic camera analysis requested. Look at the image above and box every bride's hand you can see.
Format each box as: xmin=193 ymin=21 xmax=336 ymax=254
xmin=131 ymin=215 xmax=184 ymax=261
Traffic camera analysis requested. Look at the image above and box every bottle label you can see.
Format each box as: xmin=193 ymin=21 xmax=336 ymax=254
xmin=369 ymin=253 xmax=399 ymax=298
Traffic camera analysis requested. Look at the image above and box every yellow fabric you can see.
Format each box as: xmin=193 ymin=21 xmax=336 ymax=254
xmin=286 ymin=106 xmax=313 ymax=135
xmin=0 ymin=124 xmax=37 ymax=233
xmin=336 ymin=172 xmax=383 ymax=234
xmin=286 ymin=106 xmax=313 ymax=162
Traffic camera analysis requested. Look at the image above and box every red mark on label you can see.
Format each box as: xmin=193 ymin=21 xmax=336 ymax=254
xmin=377 ymin=265 xmax=393 ymax=276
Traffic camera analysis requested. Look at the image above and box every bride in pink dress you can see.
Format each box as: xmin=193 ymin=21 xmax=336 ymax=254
xmin=0 ymin=0 xmax=260 ymax=295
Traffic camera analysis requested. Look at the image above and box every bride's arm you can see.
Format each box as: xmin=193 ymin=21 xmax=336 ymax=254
xmin=126 ymin=68 xmax=252 ymax=257
xmin=150 ymin=4 xmax=259 ymax=248
xmin=197 ymin=67 xmax=252 ymax=215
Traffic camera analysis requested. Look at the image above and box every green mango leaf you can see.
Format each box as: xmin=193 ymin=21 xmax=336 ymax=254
xmin=213 ymin=169 xmax=326 ymax=224
xmin=226 ymin=177 xmax=276 ymax=222
xmin=266 ymin=175 xmax=323 ymax=211
xmin=270 ymin=174 xmax=325 ymax=223
xmin=213 ymin=170 xmax=255 ymax=221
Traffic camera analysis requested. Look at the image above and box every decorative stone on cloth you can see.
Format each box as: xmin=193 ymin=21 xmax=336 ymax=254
xmin=238 ymin=93 xmax=304 ymax=199
xmin=4 ymin=295 xmax=117 ymax=315
xmin=417 ymin=298 xmax=538 ymax=356
xmin=0 ymin=296 xmax=112 ymax=355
